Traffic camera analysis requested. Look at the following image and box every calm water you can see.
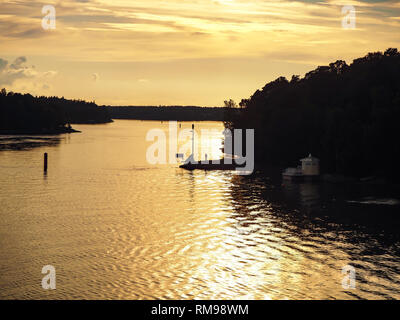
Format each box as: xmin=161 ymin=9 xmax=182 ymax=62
xmin=1 ymin=120 xmax=400 ymax=300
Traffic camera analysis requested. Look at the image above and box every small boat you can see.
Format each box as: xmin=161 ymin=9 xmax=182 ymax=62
xmin=282 ymin=166 xmax=304 ymax=180
xmin=282 ymin=154 xmax=320 ymax=181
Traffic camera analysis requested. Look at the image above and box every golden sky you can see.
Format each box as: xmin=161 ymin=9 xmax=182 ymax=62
xmin=0 ymin=0 xmax=399 ymax=106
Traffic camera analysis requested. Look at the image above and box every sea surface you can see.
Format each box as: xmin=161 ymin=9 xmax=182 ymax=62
xmin=1 ymin=120 xmax=399 ymax=299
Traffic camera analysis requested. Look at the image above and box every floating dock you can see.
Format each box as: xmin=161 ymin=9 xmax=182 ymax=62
xmin=177 ymin=124 xmax=244 ymax=171
xmin=179 ymin=159 xmax=243 ymax=171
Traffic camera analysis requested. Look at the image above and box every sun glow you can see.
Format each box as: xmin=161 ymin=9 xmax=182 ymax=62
xmin=0 ymin=0 xmax=398 ymax=105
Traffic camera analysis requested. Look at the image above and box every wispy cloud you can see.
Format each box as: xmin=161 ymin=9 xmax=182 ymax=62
xmin=0 ymin=0 xmax=398 ymax=104
xmin=0 ymin=56 xmax=57 ymax=93
xmin=0 ymin=0 xmax=398 ymax=62
xmin=0 ymin=56 xmax=36 ymax=85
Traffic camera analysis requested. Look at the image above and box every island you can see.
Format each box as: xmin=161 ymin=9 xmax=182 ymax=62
xmin=226 ymin=48 xmax=400 ymax=182
xmin=0 ymin=89 xmax=112 ymax=135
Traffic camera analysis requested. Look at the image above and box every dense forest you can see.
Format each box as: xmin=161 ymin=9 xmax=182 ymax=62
xmin=0 ymin=89 xmax=112 ymax=134
xmin=227 ymin=48 xmax=400 ymax=180
xmin=108 ymin=106 xmax=236 ymax=121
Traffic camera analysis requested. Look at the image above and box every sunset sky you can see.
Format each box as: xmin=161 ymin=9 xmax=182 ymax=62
xmin=1 ymin=0 xmax=399 ymax=106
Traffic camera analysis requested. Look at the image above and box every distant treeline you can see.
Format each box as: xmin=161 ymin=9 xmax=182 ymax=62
xmin=0 ymin=89 xmax=112 ymax=134
xmin=227 ymin=48 xmax=400 ymax=180
xmin=108 ymin=106 xmax=236 ymax=121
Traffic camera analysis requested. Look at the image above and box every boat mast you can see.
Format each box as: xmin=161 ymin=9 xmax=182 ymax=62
xmin=183 ymin=124 xmax=195 ymax=165
xmin=191 ymin=124 xmax=194 ymax=158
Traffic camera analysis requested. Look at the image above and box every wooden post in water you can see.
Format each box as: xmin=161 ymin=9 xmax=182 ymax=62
xmin=44 ymin=153 xmax=48 ymax=172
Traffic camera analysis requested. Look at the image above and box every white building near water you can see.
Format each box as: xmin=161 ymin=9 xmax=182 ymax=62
xmin=283 ymin=154 xmax=320 ymax=180
xmin=300 ymin=154 xmax=320 ymax=176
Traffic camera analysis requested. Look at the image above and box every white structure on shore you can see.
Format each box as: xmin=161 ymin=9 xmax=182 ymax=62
xmin=300 ymin=154 xmax=320 ymax=176
xmin=283 ymin=154 xmax=320 ymax=180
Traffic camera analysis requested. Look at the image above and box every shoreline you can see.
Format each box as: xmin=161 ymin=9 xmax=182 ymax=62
xmin=253 ymin=164 xmax=397 ymax=186
xmin=0 ymin=120 xmax=114 ymax=135
xmin=0 ymin=127 xmax=81 ymax=135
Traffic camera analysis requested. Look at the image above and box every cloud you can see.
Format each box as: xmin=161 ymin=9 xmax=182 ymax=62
xmin=43 ymin=70 xmax=58 ymax=77
xmin=0 ymin=59 xmax=8 ymax=72
xmin=0 ymin=56 xmax=36 ymax=86
xmin=0 ymin=0 xmax=399 ymax=106
xmin=10 ymin=56 xmax=27 ymax=69
xmin=0 ymin=0 xmax=399 ymax=63
xmin=0 ymin=56 xmax=58 ymax=91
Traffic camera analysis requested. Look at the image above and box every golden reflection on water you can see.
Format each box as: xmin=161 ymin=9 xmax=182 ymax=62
xmin=0 ymin=120 xmax=399 ymax=300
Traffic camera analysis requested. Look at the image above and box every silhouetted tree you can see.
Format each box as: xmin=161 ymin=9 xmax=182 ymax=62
xmin=227 ymin=49 xmax=400 ymax=180
xmin=0 ymin=91 xmax=112 ymax=134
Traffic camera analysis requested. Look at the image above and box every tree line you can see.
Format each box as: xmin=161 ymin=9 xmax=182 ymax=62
xmin=108 ymin=106 xmax=237 ymax=121
xmin=226 ymin=48 xmax=400 ymax=180
xmin=0 ymin=89 xmax=112 ymax=134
